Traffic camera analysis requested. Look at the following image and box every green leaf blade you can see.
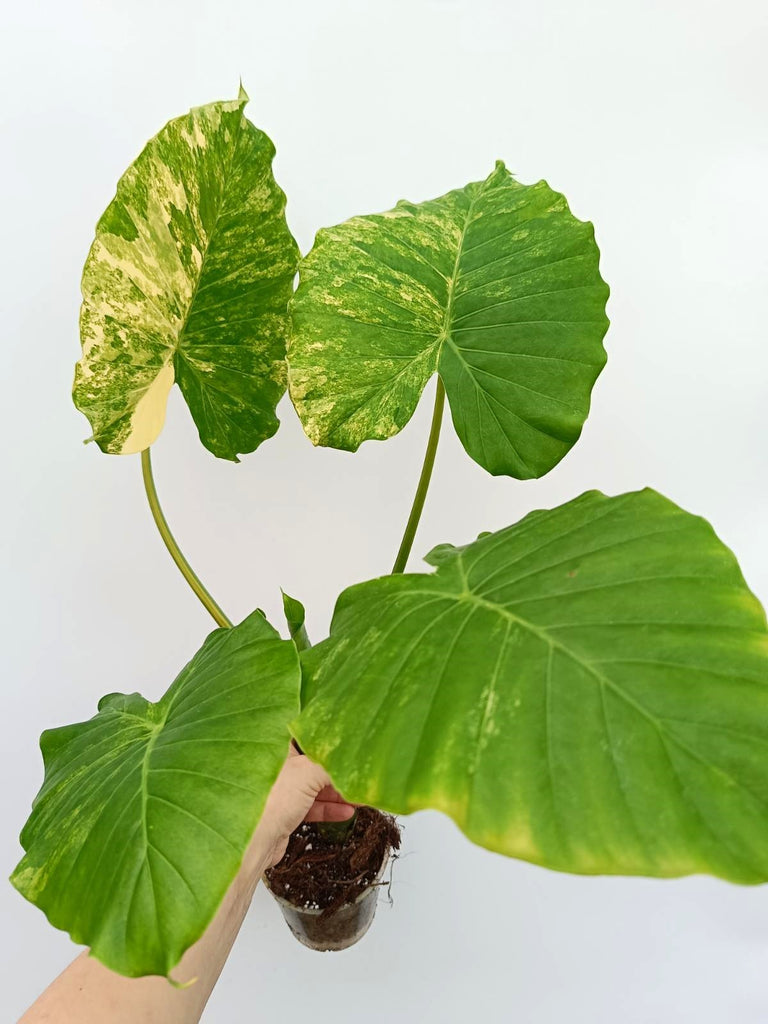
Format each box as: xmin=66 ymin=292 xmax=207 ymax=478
xmin=293 ymin=490 xmax=768 ymax=884
xmin=12 ymin=611 xmax=300 ymax=977
xmin=288 ymin=163 xmax=609 ymax=477
xmin=74 ymin=95 xmax=299 ymax=460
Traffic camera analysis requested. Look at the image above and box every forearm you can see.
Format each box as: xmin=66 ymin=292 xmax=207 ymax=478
xmin=20 ymin=843 xmax=270 ymax=1024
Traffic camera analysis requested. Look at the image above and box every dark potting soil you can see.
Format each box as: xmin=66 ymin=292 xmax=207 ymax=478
xmin=266 ymin=806 xmax=401 ymax=916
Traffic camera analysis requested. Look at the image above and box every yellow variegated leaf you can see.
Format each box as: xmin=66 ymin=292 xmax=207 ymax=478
xmin=288 ymin=163 xmax=609 ymax=479
xmin=12 ymin=611 xmax=300 ymax=977
xmin=294 ymin=490 xmax=768 ymax=884
xmin=74 ymin=89 xmax=299 ymax=460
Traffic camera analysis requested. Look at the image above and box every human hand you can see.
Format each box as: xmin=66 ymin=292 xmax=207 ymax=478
xmin=20 ymin=747 xmax=355 ymax=1024
xmin=244 ymin=745 xmax=356 ymax=875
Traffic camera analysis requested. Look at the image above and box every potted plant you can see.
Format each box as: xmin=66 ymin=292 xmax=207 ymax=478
xmin=11 ymin=89 xmax=768 ymax=979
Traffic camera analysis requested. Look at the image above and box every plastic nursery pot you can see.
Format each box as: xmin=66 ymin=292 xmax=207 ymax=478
xmin=265 ymin=852 xmax=390 ymax=952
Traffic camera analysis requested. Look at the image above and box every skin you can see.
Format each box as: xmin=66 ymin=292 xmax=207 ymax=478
xmin=19 ymin=748 xmax=355 ymax=1024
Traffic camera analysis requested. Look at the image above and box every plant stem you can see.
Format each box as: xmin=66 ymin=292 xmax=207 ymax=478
xmin=391 ymin=377 xmax=445 ymax=574
xmin=318 ymin=812 xmax=357 ymax=843
xmin=140 ymin=448 xmax=233 ymax=629
xmin=281 ymin=591 xmax=312 ymax=652
xmin=288 ymin=619 xmax=312 ymax=652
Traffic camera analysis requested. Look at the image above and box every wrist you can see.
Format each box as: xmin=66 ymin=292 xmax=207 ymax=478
xmin=238 ymin=822 xmax=281 ymax=889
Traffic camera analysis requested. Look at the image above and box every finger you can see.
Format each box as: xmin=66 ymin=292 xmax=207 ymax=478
xmin=314 ymin=785 xmax=356 ymax=805
xmin=304 ymin=802 xmax=357 ymax=823
xmin=286 ymin=755 xmax=332 ymax=797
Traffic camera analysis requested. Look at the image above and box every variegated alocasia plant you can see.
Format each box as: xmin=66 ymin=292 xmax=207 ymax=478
xmin=11 ymin=92 xmax=768 ymax=982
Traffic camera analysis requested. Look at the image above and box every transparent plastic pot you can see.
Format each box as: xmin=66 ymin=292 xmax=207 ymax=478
xmin=265 ymin=853 xmax=389 ymax=951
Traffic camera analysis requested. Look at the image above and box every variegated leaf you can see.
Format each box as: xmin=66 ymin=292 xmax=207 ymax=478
xmin=11 ymin=611 xmax=300 ymax=978
xmin=288 ymin=162 xmax=609 ymax=478
xmin=294 ymin=490 xmax=768 ymax=884
xmin=74 ymin=89 xmax=299 ymax=460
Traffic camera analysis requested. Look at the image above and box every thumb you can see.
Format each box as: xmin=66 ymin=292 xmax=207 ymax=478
xmin=264 ymin=752 xmax=333 ymax=830
xmin=285 ymin=753 xmax=332 ymax=800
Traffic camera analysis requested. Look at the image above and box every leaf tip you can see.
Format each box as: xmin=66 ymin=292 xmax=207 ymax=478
xmin=237 ymin=80 xmax=249 ymax=104
xmin=168 ymin=973 xmax=198 ymax=990
xmin=9 ymin=859 xmax=37 ymax=901
xmin=424 ymin=542 xmax=461 ymax=568
xmin=488 ymin=159 xmax=512 ymax=185
xmin=281 ymin=590 xmax=306 ymax=625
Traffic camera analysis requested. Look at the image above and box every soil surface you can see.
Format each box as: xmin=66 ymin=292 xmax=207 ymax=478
xmin=266 ymin=806 xmax=401 ymax=916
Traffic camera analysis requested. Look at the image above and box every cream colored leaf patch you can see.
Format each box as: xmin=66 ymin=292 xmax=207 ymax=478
xmin=74 ymin=92 xmax=299 ymax=460
xmin=288 ymin=163 xmax=609 ymax=479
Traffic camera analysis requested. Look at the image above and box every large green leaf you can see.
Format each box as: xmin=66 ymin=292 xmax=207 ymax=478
xmin=293 ymin=490 xmax=768 ymax=883
xmin=288 ymin=162 xmax=609 ymax=478
xmin=74 ymin=89 xmax=299 ymax=460
xmin=11 ymin=611 xmax=300 ymax=977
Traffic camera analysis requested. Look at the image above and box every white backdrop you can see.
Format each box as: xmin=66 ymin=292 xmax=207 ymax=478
xmin=2 ymin=1 xmax=768 ymax=1020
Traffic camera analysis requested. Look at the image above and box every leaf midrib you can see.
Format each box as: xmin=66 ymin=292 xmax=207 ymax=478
xmin=434 ymin=182 xmax=487 ymax=363
xmin=172 ymin=110 xmax=247 ymax=366
xmin=402 ymin=566 xmax=768 ymax=821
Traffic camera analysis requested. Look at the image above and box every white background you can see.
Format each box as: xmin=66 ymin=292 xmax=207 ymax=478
xmin=2 ymin=0 xmax=768 ymax=1020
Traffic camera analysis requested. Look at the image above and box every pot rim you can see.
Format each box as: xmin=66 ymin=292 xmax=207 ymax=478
xmin=264 ymin=850 xmax=390 ymax=917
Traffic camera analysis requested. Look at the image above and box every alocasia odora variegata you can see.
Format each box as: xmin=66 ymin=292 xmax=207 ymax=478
xmin=11 ymin=92 xmax=768 ymax=982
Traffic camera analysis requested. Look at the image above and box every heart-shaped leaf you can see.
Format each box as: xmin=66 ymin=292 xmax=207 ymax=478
xmin=74 ymin=89 xmax=299 ymax=461
xmin=11 ymin=611 xmax=300 ymax=977
xmin=288 ymin=162 xmax=609 ymax=478
xmin=293 ymin=490 xmax=768 ymax=883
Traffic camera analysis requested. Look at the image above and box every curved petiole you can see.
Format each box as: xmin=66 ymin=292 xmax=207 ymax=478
xmin=391 ymin=377 xmax=446 ymax=574
xmin=140 ymin=448 xmax=233 ymax=629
